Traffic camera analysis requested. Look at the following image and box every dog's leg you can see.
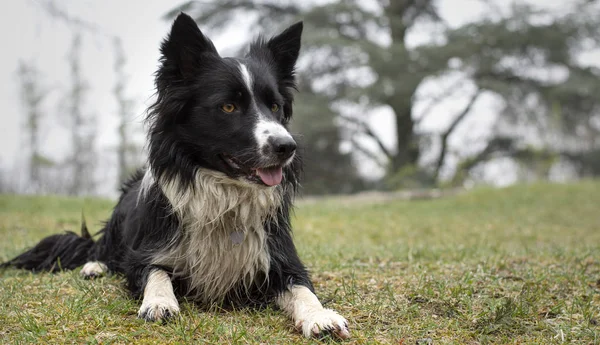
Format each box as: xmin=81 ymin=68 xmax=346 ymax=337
xmin=137 ymin=268 xmax=180 ymax=322
xmin=80 ymin=220 xmax=123 ymax=279
xmin=80 ymin=261 xmax=108 ymax=279
xmin=267 ymin=204 xmax=349 ymax=338
xmin=276 ymin=284 xmax=350 ymax=339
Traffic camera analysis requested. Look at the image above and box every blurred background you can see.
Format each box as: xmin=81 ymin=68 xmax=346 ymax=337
xmin=1 ymin=0 xmax=599 ymax=198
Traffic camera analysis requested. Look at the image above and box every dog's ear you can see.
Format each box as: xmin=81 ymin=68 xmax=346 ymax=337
xmin=249 ymin=22 xmax=303 ymax=80
xmin=266 ymin=22 xmax=303 ymax=80
xmin=161 ymin=13 xmax=218 ymax=79
xmin=247 ymin=22 xmax=303 ymax=123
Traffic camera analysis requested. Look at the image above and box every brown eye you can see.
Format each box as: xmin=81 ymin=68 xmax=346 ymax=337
xmin=271 ymin=103 xmax=280 ymax=112
xmin=221 ymin=104 xmax=236 ymax=113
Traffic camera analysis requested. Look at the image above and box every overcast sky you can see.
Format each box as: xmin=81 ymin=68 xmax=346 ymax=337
xmin=0 ymin=0 xmax=588 ymax=194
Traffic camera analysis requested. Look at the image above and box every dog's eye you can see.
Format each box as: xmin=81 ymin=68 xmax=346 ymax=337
xmin=271 ymin=103 xmax=280 ymax=112
xmin=221 ymin=104 xmax=236 ymax=113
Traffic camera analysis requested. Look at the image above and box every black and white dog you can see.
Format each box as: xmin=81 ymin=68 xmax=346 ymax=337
xmin=2 ymin=13 xmax=349 ymax=339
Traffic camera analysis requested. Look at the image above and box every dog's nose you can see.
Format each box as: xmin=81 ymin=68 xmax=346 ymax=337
xmin=270 ymin=136 xmax=297 ymax=160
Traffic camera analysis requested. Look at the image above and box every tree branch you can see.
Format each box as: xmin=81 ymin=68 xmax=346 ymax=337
xmin=433 ymin=89 xmax=482 ymax=181
xmin=349 ymin=138 xmax=387 ymax=168
xmin=415 ymin=78 xmax=468 ymax=125
xmin=34 ymin=0 xmax=111 ymax=38
xmin=339 ymin=114 xmax=393 ymax=160
xmin=451 ymin=136 xmax=517 ymax=184
xmin=164 ymin=0 xmax=300 ymax=31
xmin=406 ymin=0 xmax=436 ymax=25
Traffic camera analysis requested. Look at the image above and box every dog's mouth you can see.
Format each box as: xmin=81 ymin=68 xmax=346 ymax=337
xmin=221 ymin=154 xmax=284 ymax=187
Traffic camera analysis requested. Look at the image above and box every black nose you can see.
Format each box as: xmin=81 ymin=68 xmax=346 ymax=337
xmin=270 ymin=136 xmax=297 ymax=160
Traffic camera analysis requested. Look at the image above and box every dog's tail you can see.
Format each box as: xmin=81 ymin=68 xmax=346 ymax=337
xmin=1 ymin=215 xmax=95 ymax=272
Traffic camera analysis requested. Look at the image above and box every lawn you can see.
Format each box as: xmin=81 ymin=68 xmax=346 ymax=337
xmin=1 ymin=181 xmax=599 ymax=344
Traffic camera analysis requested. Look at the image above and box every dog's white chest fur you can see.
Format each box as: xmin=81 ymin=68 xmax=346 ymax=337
xmin=150 ymin=170 xmax=281 ymax=304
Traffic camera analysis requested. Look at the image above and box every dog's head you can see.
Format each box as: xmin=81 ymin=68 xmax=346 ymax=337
xmin=148 ymin=13 xmax=302 ymax=188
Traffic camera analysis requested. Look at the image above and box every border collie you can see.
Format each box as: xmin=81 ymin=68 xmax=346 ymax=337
xmin=2 ymin=13 xmax=349 ymax=339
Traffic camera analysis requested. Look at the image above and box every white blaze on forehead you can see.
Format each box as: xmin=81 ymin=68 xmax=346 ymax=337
xmin=238 ymin=63 xmax=254 ymax=97
xmin=238 ymin=61 xmax=293 ymax=151
xmin=254 ymin=119 xmax=294 ymax=150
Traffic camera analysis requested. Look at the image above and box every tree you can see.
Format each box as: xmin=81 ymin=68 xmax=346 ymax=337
xmin=438 ymin=1 xmax=600 ymax=183
xmin=64 ymin=32 xmax=97 ymax=195
xmin=113 ymin=38 xmax=138 ymax=187
xmin=167 ymin=0 xmax=600 ymax=188
xmin=17 ymin=60 xmax=51 ymax=191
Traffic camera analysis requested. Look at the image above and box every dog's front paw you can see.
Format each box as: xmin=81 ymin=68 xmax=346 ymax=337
xmin=80 ymin=261 xmax=107 ymax=279
xmin=295 ymin=308 xmax=350 ymax=339
xmin=137 ymin=296 xmax=180 ymax=322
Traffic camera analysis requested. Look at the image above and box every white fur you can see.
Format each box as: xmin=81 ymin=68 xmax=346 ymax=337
xmin=137 ymin=168 xmax=155 ymax=204
xmin=277 ymin=285 xmax=350 ymax=339
xmin=153 ymin=168 xmax=282 ymax=304
xmin=238 ymin=63 xmax=254 ymax=98
xmin=138 ymin=269 xmax=180 ymax=321
xmin=254 ymin=119 xmax=294 ymax=154
xmin=80 ymin=261 xmax=107 ymax=278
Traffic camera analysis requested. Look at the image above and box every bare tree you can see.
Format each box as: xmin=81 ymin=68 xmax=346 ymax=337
xmin=17 ymin=60 xmax=50 ymax=191
xmin=113 ymin=37 xmax=137 ymax=187
xmin=64 ymin=32 xmax=97 ymax=195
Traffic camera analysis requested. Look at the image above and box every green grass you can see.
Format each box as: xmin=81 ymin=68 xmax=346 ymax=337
xmin=1 ymin=181 xmax=600 ymax=344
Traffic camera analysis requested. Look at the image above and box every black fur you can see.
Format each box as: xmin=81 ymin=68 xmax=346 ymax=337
xmin=2 ymin=13 xmax=312 ymax=310
xmin=0 ymin=221 xmax=93 ymax=272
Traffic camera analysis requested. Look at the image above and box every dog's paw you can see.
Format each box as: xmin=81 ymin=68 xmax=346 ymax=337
xmin=137 ymin=296 xmax=180 ymax=322
xmin=295 ymin=308 xmax=350 ymax=339
xmin=80 ymin=261 xmax=107 ymax=279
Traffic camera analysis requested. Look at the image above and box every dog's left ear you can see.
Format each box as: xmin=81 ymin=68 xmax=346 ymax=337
xmin=268 ymin=22 xmax=303 ymax=73
xmin=248 ymin=22 xmax=303 ymax=122
xmin=250 ymin=22 xmax=303 ymax=79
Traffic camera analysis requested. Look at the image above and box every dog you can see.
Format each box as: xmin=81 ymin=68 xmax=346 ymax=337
xmin=1 ymin=13 xmax=350 ymax=339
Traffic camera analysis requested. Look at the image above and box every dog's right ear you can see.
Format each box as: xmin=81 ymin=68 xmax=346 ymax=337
xmin=161 ymin=13 xmax=218 ymax=79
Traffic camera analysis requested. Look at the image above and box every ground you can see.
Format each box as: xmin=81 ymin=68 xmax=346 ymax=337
xmin=1 ymin=181 xmax=599 ymax=344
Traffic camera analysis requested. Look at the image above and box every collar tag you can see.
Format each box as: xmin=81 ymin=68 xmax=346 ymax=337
xmin=230 ymin=231 xmax=245 ymax=245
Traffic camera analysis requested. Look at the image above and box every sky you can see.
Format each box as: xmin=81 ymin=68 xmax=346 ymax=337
xmin=0 ymin=0 xmax=590 ymax=195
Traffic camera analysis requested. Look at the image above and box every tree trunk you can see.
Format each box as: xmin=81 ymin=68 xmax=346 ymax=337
xmin=67 ymin=32 xmax=96 ymax=196
xmin=18 ymin=61 xmax=45 ymax=191
xmin=389 ymin=98 xmax=419 ymax=172
xmin=385 ymin=1 xmax=420 ymax=173
xmin=69 ymin=33 xmax=84 ymax=195
xmin=114 ymin=38 xmax=130 ymax=187
xmin=29 ymin=108 xmax=40 ymax=187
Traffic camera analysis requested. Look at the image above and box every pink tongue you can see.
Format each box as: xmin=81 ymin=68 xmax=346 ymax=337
xmin=256 ymin=167 xmax=283 ymax=186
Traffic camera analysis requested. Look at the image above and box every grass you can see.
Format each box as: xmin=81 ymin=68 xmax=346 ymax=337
xmin=1 ymin=181 xmax=599 ymax=344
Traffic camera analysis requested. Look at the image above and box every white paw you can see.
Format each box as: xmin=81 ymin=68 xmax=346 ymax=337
xmin=80 ymin=261 xmax=107 ymax=279
xmin=138 ymin=296 xmax=180 ymax=322
xmin=295 ymin=308 xmax=350 ymax=339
